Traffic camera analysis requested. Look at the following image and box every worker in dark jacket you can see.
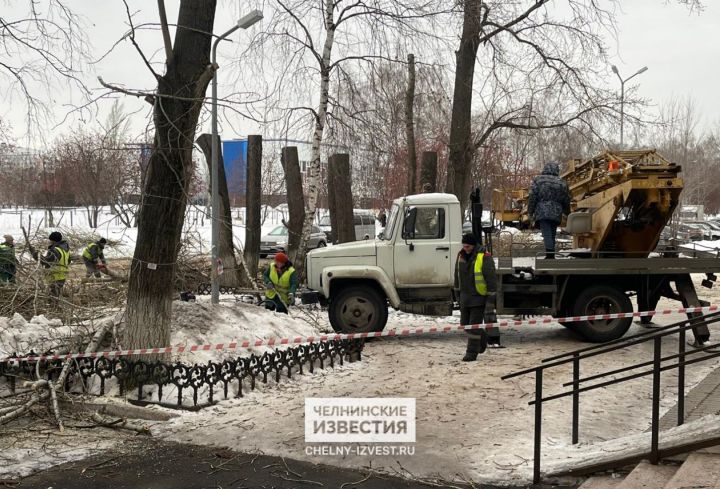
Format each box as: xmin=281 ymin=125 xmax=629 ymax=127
xmin=454 ymin=233 xmax=498 ymax=361
xmin=82 ymin=238 xmax=107 ymax=278
xmin=528 ymin=161 xmax=571 ymax=258
xmin=0 ymin=234 xmax=17 ymax=283
xmin=263 ymin=252 xmax=298 ymax=314
xmin=41 ymin=231 xmax=71 ymax=299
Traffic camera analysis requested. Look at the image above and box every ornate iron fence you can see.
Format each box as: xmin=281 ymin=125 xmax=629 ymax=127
xmin=0 ymin=339 xmax=364 ymax=410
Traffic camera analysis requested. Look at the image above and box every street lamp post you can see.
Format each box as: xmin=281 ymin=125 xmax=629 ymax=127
xmin=211 ymin=10 xmax=263 ymax=304
xmin=611 ymin=65 xmax=648 ymax=148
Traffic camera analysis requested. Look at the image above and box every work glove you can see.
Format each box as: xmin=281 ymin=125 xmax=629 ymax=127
xmin=485 ymin=293 xmax=497 ymax=311
xmin=288 ymin=293 xmax=296 ymax=304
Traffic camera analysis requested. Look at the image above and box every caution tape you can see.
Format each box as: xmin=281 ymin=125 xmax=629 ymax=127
xmin=3 ymin=305 xmax=718 ymax=363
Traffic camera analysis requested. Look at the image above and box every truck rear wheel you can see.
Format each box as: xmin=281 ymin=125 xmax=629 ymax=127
xmin=571 ymin=285 xmax=633 ymax=343
xmin=329 ymin=285 xmax=388 ymax=334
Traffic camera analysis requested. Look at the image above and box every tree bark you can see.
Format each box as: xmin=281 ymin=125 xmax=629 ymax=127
xmin=405 ymin=53 xmax=417 ymax=195
xmin=445 ymin=0 xmax=482 ymax=212
xmin=244 ymin=135 xmax=262 ymax=279
xmin=327 ymin=157 xmax=339 ymax=244
xmin=328 ymin=154 xmax=354 ymax=243
xmin=420 ymin=151 xmax=438 ymax=193
xmin=125 ymin=0 xmax=217 ymax=357
xmin=281 ymin=147 xmax=305 ymax=263
xmin=196 ymin=133 xmax=247 ymax=288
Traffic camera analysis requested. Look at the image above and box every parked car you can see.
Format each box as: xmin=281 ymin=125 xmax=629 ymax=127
xmin=317 ymin=210 xmax=376 ymax=243
xmin=259 ymin=224 xmax=326 ymax=258
xmin=684 ymin=221 xmax=720 ymax=240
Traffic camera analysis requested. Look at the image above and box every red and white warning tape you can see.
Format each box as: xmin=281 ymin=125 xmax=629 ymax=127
xmin=3 ymin=304 xmax=718 ymax=363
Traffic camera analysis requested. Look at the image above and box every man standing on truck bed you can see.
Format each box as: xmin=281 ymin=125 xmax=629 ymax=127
xmin=455 ymin=233 xmax=497 ymax=361
xmin=528 ymin=161 xmax=571 ymax=259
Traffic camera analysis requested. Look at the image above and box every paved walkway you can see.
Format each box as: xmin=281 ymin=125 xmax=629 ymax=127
xmin=660 ymin=364 xmax=720 ymax=430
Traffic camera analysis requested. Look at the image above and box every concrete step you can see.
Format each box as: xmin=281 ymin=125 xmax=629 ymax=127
xmin=664 ymin=452 xmax=720 ymax=489
xmin=578 ymin=475 xmax=624 ymax=489
xmin=617 ymin=461 xmax=678 ymax=489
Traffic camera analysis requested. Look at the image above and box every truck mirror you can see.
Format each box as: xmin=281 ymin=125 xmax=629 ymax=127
xmin=402 ymin=207 xmax=417 ymax=240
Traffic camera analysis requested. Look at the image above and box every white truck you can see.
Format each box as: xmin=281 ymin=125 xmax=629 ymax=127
xmin=306 ymin=192 xmax=720 ymax=343
xmin=306 ymin=193 xmax=460 ymax=333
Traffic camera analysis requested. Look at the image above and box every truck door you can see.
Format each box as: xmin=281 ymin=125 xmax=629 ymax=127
xmin=393 ymin=205 xmax=453 ymax=286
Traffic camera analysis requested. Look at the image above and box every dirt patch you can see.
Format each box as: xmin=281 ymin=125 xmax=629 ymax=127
xmin=16 ymin=439 xmax=529 ymax=489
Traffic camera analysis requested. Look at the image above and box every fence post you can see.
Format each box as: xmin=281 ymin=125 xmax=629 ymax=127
xmin=534 ymin=369 xmax=543 ymax=484
xmin=678 ymin=326 xmax=686 ymax=426
xmin=572 ymin=352 xmax=580 ymax=445
xmin=650 ymin=335 xmax=661 ymax=464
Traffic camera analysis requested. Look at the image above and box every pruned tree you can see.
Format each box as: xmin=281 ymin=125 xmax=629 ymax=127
xmin=196 ymin=133 xmax=251 ymax=288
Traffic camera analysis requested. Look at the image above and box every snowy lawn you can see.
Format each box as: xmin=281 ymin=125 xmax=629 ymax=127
xmin=150 ymin=276 xmax=720 ymax=485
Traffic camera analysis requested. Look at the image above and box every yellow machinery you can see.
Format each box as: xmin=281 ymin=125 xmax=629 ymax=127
xmin=492 ymin=149 xmax=683 ymax=256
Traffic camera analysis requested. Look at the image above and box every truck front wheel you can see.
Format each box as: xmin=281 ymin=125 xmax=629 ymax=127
xmin=571 ymin=285 xmax=633 ymax=343
xmin=329 ymin=285 xmax=388 ymax=334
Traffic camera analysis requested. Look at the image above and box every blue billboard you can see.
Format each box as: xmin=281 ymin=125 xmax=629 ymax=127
xmin=222 ymin=139 xmax=247 ymax=198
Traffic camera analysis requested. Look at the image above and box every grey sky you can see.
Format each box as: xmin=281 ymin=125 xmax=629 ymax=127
xmin=2 ymin=0 xmax=719 ymax=146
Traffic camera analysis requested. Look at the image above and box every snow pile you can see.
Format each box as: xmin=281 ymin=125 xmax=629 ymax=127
xmin=169 ymin=299 xmax=324 ymax=363
xmin=0 ymin=314 xmax=77 ymax=358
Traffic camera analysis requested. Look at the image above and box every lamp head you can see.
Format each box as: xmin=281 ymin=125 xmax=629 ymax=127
xmin=637 ymin=66 xmax=648 ymax=75
xmin=611 ymin=65 xmax=619 ymax=75
xmin=237 ymin=10 xmax=263 ymax=29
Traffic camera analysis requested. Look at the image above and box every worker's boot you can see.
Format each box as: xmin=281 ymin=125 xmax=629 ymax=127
xmin=462 ymin=332 xmax=487 ymax=361
xmin=545 ymin=249 xmax=555 ymax=259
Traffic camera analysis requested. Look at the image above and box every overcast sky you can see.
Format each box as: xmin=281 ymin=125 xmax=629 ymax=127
xmin=1 ymin=0 xmax=718 ymax=147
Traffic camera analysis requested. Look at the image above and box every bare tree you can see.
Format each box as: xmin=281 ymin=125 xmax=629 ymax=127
xmin=405 ymin=53 xmax=417 ymax=194
xmin=0 ymin=1 xmax=90 ymax=138
xmin=445 ymin=0 xmax=625 ymax=210
xmin=120 ymin=1 xmax=218 ymax=356
xmin=243 ymin=0 xmax=451 ymax=278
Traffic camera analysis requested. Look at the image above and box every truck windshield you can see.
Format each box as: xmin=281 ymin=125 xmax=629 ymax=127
xmin=382 ymin=204 xmax=400 ymax=240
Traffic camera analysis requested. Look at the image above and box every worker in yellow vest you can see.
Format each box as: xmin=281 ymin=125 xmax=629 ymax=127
xmin=82 ymin=238 xmax=107 ymax=278
xmin=41 ymin=231 xmax=71 ymax=300
xmin=454 ymin=233 xmax=497 ymax=361
xmin=263 ymin=252 xmax=298 ymax=314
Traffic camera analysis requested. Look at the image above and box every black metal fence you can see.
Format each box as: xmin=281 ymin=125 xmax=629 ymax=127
xmin=1 ymin=339 xmax=364 ymax=410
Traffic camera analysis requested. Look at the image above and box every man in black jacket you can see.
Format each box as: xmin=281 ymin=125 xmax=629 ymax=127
xmin=528 ymin=161 xmax=571 ymax=258
xmin=454 ymin=233 xmax=498 ymax=361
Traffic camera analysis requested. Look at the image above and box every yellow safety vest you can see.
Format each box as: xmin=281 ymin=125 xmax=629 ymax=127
xmin=82 ymin=243 xmax=97 ymax=261
xmin=266 ymin=263 xmax=296 ymax=304
xmin=473 ymin=253 xmax=488 ymax=296
xmin=49 ymin=247 xmax=70 ymax=282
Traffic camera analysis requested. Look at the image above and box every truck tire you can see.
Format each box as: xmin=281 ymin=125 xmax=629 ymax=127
xmin=329 ymin=285 xmax=388 ymax=334
xmin=571 ymin=285 xmax=633 ymax=343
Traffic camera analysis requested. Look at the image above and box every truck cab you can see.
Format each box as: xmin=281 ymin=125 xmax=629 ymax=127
xmin=306 ymin=193 xmax=462 ymax=334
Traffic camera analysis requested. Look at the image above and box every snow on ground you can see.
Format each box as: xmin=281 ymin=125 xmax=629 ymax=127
xmin=0 ymin=422 xmax=123 ymax=479
xmin=0 ymin=314 xmax=79 ymax=358
xmin=169 ymin=297 xmax=326 ymax=363
xmin=148 ymin=276 xmax=720 ymax=485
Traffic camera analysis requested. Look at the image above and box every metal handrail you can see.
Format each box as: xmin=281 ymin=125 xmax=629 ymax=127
xmin=501 ymin=311 xmax=720 ymax=484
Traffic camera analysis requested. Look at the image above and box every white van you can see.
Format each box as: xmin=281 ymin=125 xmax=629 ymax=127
xmin=317 ymin=210 xmax=377 ymax=242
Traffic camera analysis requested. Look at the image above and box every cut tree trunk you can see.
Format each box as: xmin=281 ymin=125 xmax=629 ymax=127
xmin=281 ymin=147 xmax=305 ymax=263
xmin=125 ymin=0 xmax=217 ymax=358
xmin=420 ymin=151 xmax=438 ymax=193
xmin=328 ymin=154 xmax=354 ymax=244
xmin=405 ymin=53 xmax=417 ymax=195
xmin=244 ymin=135 xmax=262 ymax=279
xmin=445 ymin=0 xmax=482 ymax=212
xmin=196 ymin=133 xmax=248 ymax=288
